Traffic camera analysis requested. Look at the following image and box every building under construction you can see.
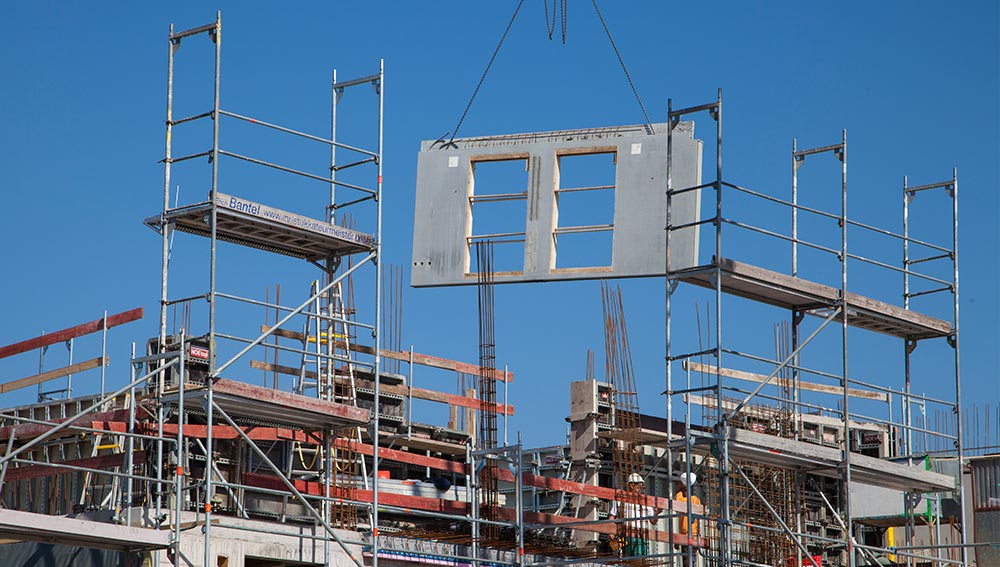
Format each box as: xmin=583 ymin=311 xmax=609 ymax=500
xmin=1 ymin=14 xmax=997 ymax=567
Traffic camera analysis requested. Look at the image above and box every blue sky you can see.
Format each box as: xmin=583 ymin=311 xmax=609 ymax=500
xmin=0 ymin=2 xmax=997 ymax=450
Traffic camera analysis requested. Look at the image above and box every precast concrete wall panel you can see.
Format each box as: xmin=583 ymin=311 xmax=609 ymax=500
xmin=411 ymin=123 xmax=702 ymax=286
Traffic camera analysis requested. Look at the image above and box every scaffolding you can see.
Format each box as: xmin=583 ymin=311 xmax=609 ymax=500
xmin=0 ymin=15 xmax=981 ymax=567
xmin=664 ymin=89 xmax=967 ymax=567
xmin=144 ymin=12 xmax=386 ymax=567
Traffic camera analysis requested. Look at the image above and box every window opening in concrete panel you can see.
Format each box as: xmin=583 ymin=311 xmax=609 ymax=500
xmin=468 ymin=235 xmax=525 ymax=274
xmin=469 ymin=157 xmax=528 ymax=274
xmin=553 ymin=230 xmax=614 ymax=270
xmin=557 ymin=151 xmax=616 ymax=200
xmin=554 ymin=151 xmax=616 ymax=270
xmin=471 ymin=156 xmax=530 ymax=195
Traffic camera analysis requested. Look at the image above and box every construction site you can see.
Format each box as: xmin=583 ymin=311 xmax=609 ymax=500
xmin=0 ymin=6 xmax=998 ymax=567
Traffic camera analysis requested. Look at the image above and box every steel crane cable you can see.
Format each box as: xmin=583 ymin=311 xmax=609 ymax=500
xmin=447 ymin=0 xmax=653 ymax=147
xmin=544 ymin=0 xmax=568 ymax=43
xmin=445 ymin=0 xmax=527 ymax=148
xmin=590 ymin=0 xmax=655 ymax=135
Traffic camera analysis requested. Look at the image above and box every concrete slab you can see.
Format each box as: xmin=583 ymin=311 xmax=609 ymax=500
xmin=0 ymin=509 xmax=169 ymax=552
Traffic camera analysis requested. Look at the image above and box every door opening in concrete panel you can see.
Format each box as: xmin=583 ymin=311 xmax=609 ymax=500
xmin=468 ymin=156 xmax=528 ymax=274
xmin=554 ymin=150 xmax=616 ymax=270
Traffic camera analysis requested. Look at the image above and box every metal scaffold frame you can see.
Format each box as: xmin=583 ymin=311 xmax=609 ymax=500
xmin=664 ymin=89 xmax=967 ymax=567
xmin=0 ymin=13 xmax=980 ymax=567
xmin=151 ymin=12 xmax=386 ymax=566
xmin=146 ymin=16 xmax=530 ymax=567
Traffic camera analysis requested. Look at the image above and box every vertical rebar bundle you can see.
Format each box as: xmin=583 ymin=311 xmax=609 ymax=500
xmin=601 ymin=282 xmax=648 ymax=564
xmin=328 ymin=220 xmax=360 ymax=529
xmin=476 ymin=241 xmax=501 ymax=542
xmin=381 ymin=264 xmax=404 ymax=376
xmin=699 ymin=324 xmax=798 ymax=566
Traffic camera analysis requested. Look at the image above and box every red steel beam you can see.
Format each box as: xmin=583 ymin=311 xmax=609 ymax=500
xmin=0 ymin=307 xmax=144 ymax=360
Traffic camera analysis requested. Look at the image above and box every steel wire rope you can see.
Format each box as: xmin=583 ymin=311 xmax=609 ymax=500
xmin=448 ymin=0 xmax=652 ymax=148
xmin=590 ymin=0 xmax=655 ymax=135
xmin=446 ymin=0 xmax=527 ymax=147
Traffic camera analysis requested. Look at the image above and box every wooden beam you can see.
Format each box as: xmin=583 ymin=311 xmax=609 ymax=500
xmin=0 ymin=356 xmax=108 ymax=394
xmin=0 ymin=308 xmax=143 ymax=360
xmin=389 ymin=349 xmax=512 ymax=383
xmin=250 ymin=360 xmax=514 ymax=415
xmin=683 ymin=361 xmax=888 ymax=402
xmin=260 ymin=325 xmax=513 ymax=382
xmin=2 ymin=450 xmax=146 ymax=482
xmin=334 ymin=439 xmax=467 ymax=475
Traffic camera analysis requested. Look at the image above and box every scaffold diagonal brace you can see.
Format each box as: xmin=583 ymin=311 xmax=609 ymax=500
xmin=727 ymin=306 xmax=841 ymax=419
xmin=210 ymin=399 xmax=366 ymax=567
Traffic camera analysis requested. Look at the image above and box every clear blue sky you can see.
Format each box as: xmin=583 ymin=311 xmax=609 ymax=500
xmin=1 ymin=2 xmax=997 ymax=449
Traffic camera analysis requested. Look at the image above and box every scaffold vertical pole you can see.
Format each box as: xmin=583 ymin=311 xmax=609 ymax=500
xmin=517 ymin=433 xmax=525 ymax=567
xmin=175 ymin=331 xmax=186 ymax=561
xmin=836 ymin=130 xmax=854 ymax=567
xmin=205 ymin=14 xmax=222 ymax=566
xmin=664 ymin=95 xmax=675 ymax=566
xmin=372 ymin=57 xmax=385 ymax=567
xmin=160 ymin=23 xmax=175 ymax=361
xmin=713 ymin=87 xmax=732 ymax=567
xmin=902 ymin=175 xmax=913 ymax=458
xmin=950 ymin=168 xmax=968 ymax=566
xmin=125 ymin=343 xmax=136 ymax=527
xmin=208 ymin=11 xmax=222 ymax=375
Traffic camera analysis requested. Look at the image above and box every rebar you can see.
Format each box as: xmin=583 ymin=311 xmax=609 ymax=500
xmin=476 ymin=241 xmax=501 ymax=542
xmin=601 ymin=282 xmax=648 ymax=566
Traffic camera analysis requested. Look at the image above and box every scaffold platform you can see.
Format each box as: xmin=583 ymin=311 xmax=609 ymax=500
xmin=714 ymin=428 xmax=956 ymax=493
xmin=162 ymin=378 xmax=371 ymax=430
xmin=677 ymin=258 xmax=952 ymax=340
xmin=145 ymin=192 xmax=376 ymax=262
